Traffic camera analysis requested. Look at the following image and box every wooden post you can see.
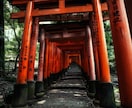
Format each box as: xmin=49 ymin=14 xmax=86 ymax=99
xmin=90 ymin=13 xmax=100 ymax=81
xmin=35 ymin=29 xmax=45 ymax=97
xmin=27 ymin=17 xmax=39 ymax=100
xmin=86 ymin=26 xmax=96 ymax=81
xmin=90 ymin=13 xmax=101 ymax=100
xmin=27 ymin=17 xmax=39 ymax=81
xmin=12 ymin=1 xmax=33 ymax=107
xmin=52 ymin=44 xmax=56 ymax=74
xmin=92 ymin=0 xmax=115 ymax=107
xmin=59 ymin=0 xmax=65 ymax=9
xmin=86 ymin=26 xmax=96 ymax=95
xmin=47 ymin=42 xmax=52 ymax=80
xmin=83 ymin=45 xmax=89 ymax=74
xmin=48 ymin=42 xmax=54 ymax=84
xmin=107 ymin=0 xmax=132 ymax=107
xmin=93 ymin=0 xmax=111 ymax=83
xmin=37 ymin=30 xmax=45 ymax=81
xmin=43 ymin=39 xmax=49 ymax=89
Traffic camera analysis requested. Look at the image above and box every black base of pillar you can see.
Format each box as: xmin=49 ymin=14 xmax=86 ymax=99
xmin=50 ymin=74 xmax=54 ymax=83
xmin=87 ymin=80 xmax=96 ymax=98
xmin=47 ymin=77 xmax=51 ymax=87
xmin=99 ymin=82 xmax=116 ymax=108
xmin=95 ymin=80 xmax=100 ymax=100
xmin=27 ymin=81 xmax=35 ymax=100
xmin=35 ymin=81 xmax=44 ymax=98
xmin=43 ymin=79 xmax=48 ymax=90
xmin=12 ymin=84 xmax=28 ymax=107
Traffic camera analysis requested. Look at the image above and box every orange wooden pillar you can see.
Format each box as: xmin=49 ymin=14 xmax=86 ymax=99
xmin=12 ymin=1 xmax=33 ymax=107
xmin=90 ymin=13 xmax=101 ymax=100
xmin=83 ymin=45 xmax=89 ymax=74
xmin=35 ymin=29 xmax=45 ymax=97
xmin=51 ymin=43 xmax=58 ymax=81
xmin=48 ymin=42 xmax=54 ymax=84
xmin=86 ymin=26 xmax=97 ymax=95
xmin=83 ymin=43 xmax=90 ymax=80
xmin=90 ymin=13 xmax=100 ymax=81
xmin=86 ymin=26 xmax=96 ymax=81
xmin=56 ymin=48 xmax=60 ymax=73
xmin=47 ymin=41 xmax=52 ymax=85
xmin=27 ymin=17 xmax=39 ymax=100
xmin=107 ymin=0 xmax=132 ymax=107
xmin=43 ymin=39 xmax=49 ymax=89
xmin=52 ymin=43 xmax=56 ymax=74
xmin=92 ymin=0 xmax=115 ymax=107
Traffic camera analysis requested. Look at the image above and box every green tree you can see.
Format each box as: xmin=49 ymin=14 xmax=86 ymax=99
xmin=4 ymin=0 xmax=23 ymax=74
xmin=104 ymin=20 xmax=116 ymax=73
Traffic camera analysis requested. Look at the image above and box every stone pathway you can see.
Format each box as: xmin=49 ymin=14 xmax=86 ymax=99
xmin=30 ymin=64 xmax=99 ymax=108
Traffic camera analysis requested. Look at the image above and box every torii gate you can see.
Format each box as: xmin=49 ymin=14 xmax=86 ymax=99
xmin=9 ymin=0 xmax=132 ymax=108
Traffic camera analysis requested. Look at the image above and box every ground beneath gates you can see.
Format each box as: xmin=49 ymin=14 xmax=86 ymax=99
xmin=29 ymin=64 xmax=100 ymax=108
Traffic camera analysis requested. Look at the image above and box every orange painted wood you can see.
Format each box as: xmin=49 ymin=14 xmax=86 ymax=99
xmin=48 ymin=42 xmax=53 ymax=75
xmin=93 ymin=37 xmax=100 ymax=80
xmin=44 ymin=39 xmax=49 ymax=79
xmin=86 ymin=26 xmax=96 ymax=80
xmin=52 ymin=43 xmax=55 ymax=73
xmin=84 ymin=41 xmax=90 ymax=75
xmin=37 ymin=29 xmax=45 ymax=81
xmin=56 ymin=48 xmax=60 ymax=73
xmin=27 ymin=17 xmax=39 ymax=81
xmin=83 ymin=47 xmax=88 ymax=73
xmin=59 ymin=0 xmax=65 ymax=9
xmin=90 ymin=13 xmax=100 ymax=80
xmin=17 ymin=1 xmax=33 ymax=84
xmin=93 ymin=0 xmax=111 ymax=82
xmin=54 ymin=47 xmax=58 ymax=73
xmin=47 ymin=42 xmax=52 ymax=78
xmin=107 ymin=0 xmax=132 ymax=106
xmin=11 ymin=3 xmax=108 ymax=19
xmin=50 ymin=43 xmax=54 ymax=74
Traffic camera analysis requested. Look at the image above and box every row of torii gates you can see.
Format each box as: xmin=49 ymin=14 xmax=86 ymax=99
xmin=9 ymin=0 xmax=132 ymax=107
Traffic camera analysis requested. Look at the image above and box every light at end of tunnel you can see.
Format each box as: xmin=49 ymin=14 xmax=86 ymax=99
xmin=39 ymin=21 xmax=53 ymax=25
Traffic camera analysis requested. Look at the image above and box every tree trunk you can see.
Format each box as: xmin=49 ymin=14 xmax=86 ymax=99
xmin=0 ymin=0 xmax=5 ymax=77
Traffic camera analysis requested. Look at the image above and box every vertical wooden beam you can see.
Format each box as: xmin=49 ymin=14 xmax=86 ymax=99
xmin=90 ymin=13 xmax=100 ymax=81
xmin=35 ymin=29 xmax=45 ymax=97
xmin=17 ymin=1 xmax=33 ymax=84
xmin=92 ymin=0 xmax=115 ymax=107
xmin=83 ymin=45 xmax=89 ymax=74
xmin=52 ymin=43 xmax=56 ymax=74
xmin=27 ymin=17 xmax=39 ymax=81
xmin=59 ymin=0 xmax=65 ymax=9
xmin=12 ymin=1 xmax=33 ymax=107
xmin=43 ymin=39 xmax=48 ymax=89
xmin=37 ymin=29 xmax=45 ymax=82
xmin=93 ymin=0 xmax=111 ymax=83
xmin=44 ymin=39 xmax=49 ymax=87
xmin=86 ymin=26 xmax=96 ymax=95
xmin=47 ymin=42 xmax=52 ymax=79
xmin=27 ymin=17 xmax=39 ymax=100
xmin=107 ymin=0 xmax=132 ymax=107
xmin=86 ymin=26 xmax=96 ymax=81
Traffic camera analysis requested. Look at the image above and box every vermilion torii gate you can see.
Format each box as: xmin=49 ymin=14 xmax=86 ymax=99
xmin=9 ymin=0 xmax=132 ymax=107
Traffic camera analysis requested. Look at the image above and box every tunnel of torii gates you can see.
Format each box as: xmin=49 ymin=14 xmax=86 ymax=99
xmin=7 ymin=0 xmax=132 ymax=107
